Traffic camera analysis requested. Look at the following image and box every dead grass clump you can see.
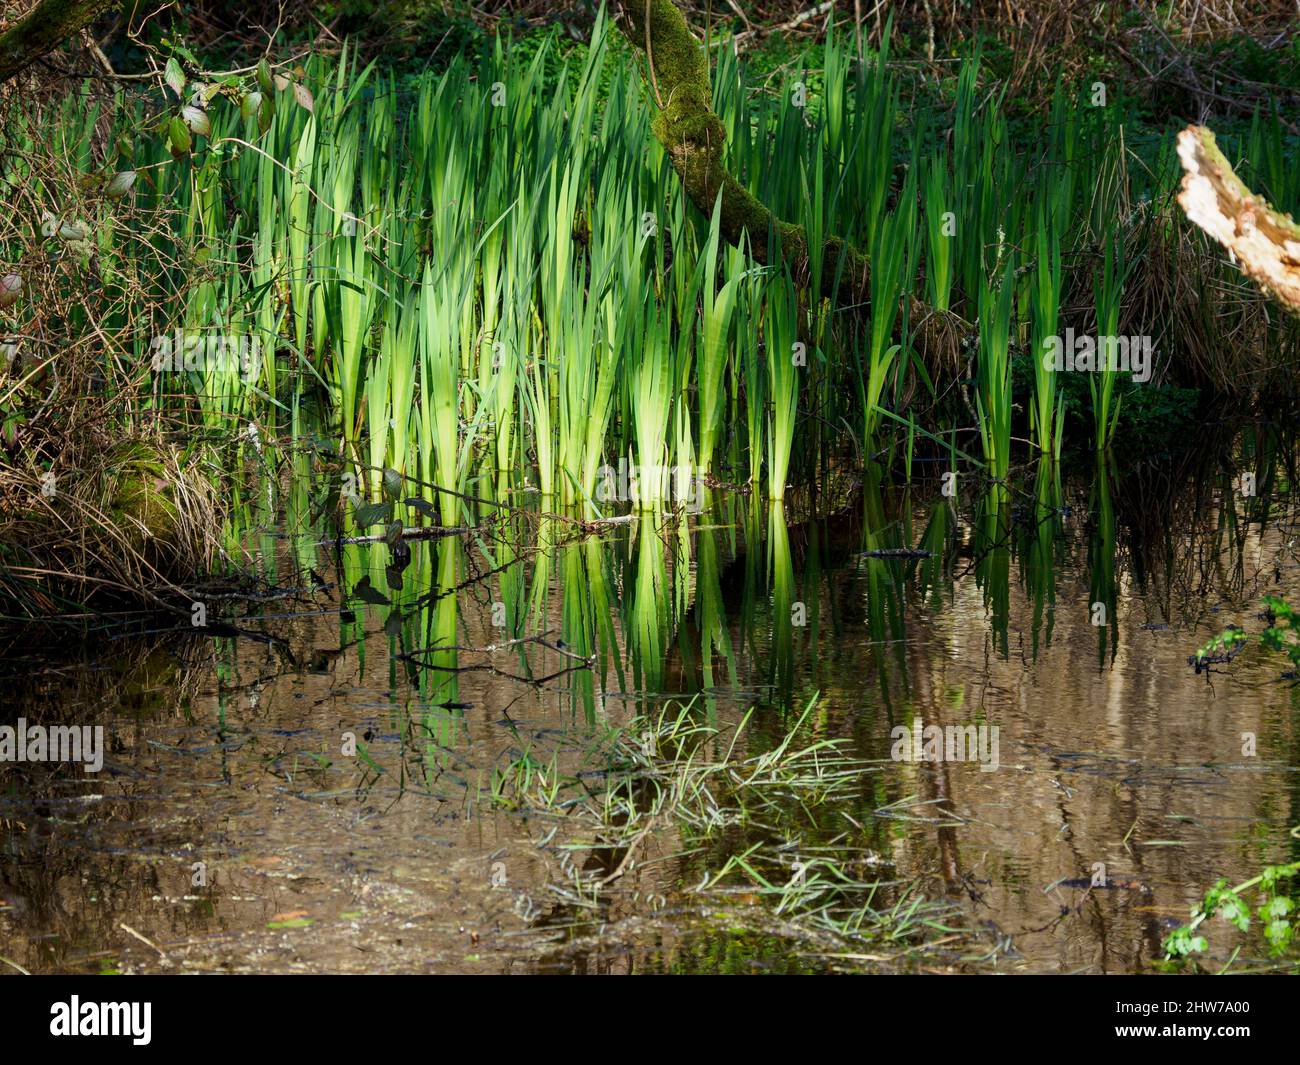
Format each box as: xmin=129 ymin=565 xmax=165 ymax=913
xmin=0 ymin=74 xmax=222 ymax=623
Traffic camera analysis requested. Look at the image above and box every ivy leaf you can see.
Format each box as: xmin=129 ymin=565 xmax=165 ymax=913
xmin=1264 ymin=895 xmax=1293 ymax=918
xmin=1264 ymin=918 xmax=1292 ymax=953
xmin=1216 ymin=892 xmax=1250 ymax=933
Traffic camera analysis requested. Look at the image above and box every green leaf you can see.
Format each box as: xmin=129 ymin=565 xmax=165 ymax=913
xmin=0 ymin=273 xmax=22 ymax=309
xmin=1264 ymin=895 xmax=1293 ymax=918
xmin=266 ymin=917 xmax=313 ymax=930
xmin=381 ymin=467 xmax=404 ymax=501
xmin=1216 ymin=892 xmax=1250 ymax=933
xmin=168 ymin=116 xmax=192 ymax=157
xmin=257 ymin=93 xmax=275 ymax=135
xmin=352 ymin=501 xmax=389 ymax=528
xmin=350 ymin=575 xmax=390 ymax=607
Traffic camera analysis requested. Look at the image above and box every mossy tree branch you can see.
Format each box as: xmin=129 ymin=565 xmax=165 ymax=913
xmin=1177 ymin=124 xmax=1300 ymax=316
xmin=614 ymin=0 xmax=871 ymax=304
xmin=0 ymin=0 xmax=118 ymax=83
xmin=613 ymin=0 xmax=964 ymax=375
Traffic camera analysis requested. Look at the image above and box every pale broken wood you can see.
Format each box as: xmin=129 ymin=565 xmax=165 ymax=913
xmin=1176 ymin=124 xmax=1300 ymax=315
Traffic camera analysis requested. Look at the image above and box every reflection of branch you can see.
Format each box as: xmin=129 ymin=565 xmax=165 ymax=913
xmin=397 ymin=633 xmax=595 ymax=689
xmin=329 ymin=526 xmax=467 ymax=545
xmin=400 ymin=633 xmax=593 ymax=665
xmin=1176 ymin=125 xmax=1300 ymax=316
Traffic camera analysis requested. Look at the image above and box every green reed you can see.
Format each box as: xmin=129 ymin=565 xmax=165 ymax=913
xmin=1030 ymin=201 xmax=1064 ymax=461
xmin=1091 ymin=232 xmax=1125 ymax=450
xmin=975 ymin=261 xmax=1016 ymax=482
xmin=418 ymin=256 xmax=470 ymax=522
xmin=47 ymin=6 xmax=1213 ymax=525
xmin=923 ymin=151 xmax=954 ymax=313
xmin=859 ymin=169 xmax=917 ymax=447
xmin=697 ymin=203 xmax=742 ymax=474
xmin=765 ymin=270 xmax=799 ymax=502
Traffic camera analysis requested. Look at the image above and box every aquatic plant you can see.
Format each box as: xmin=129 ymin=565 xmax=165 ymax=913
xmin=1091 ymin=232 xmax=1126 ymax=450
xmin=1164 ymin=834 xmax=1300 ymax=966
xmin=974 ymin=262 xmax=1015 ymax=482
xmin=1029 ymin=202 xmax=1064 ymax=461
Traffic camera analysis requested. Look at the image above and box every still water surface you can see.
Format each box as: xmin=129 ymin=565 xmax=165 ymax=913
xmin=2 ymin=452 xmax=1297 ymax=973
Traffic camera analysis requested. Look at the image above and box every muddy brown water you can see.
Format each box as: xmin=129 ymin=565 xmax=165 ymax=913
xmin=2 ymin=463 xmax=1298 ymax=974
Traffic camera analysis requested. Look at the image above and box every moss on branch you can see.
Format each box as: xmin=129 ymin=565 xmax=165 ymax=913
xmin=615 ymin=0 xmax=870 ymax=303
xmin=0 ymin=0 xmax=119 ymax=83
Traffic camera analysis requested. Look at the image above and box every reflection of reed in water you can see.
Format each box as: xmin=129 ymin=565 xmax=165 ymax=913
xmin=974 ymin=481 xmax=1013 ymax=661
xmin=768 ymin=502 xmax=796 ymax=701
xmin=1019 ymin=458 xmax=1061 ymax=664
xmin=1087 ymin=451 xmax=1119 ymax=667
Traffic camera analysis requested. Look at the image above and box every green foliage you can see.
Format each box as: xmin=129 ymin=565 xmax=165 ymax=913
xmin=1163 ymin=849 xmax=1300 ymax=965
xmin=13 ymin=9 xmax=1291 ymax=534
xmin=1189 ymin=596 xmax=1300 ymax=675
xmin=1260 ymin=595 xmax=1300 ymax=671
xmin=1189 ymin=624 xmax=1248 ymax=673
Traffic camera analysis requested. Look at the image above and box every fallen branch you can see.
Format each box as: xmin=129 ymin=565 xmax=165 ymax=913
xmin=1176 ymin=124 xmax=1300 ymax=315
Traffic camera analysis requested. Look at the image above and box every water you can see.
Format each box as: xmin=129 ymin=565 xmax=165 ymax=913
xmin=2 ymin=444 xmax=1298 ymax=974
